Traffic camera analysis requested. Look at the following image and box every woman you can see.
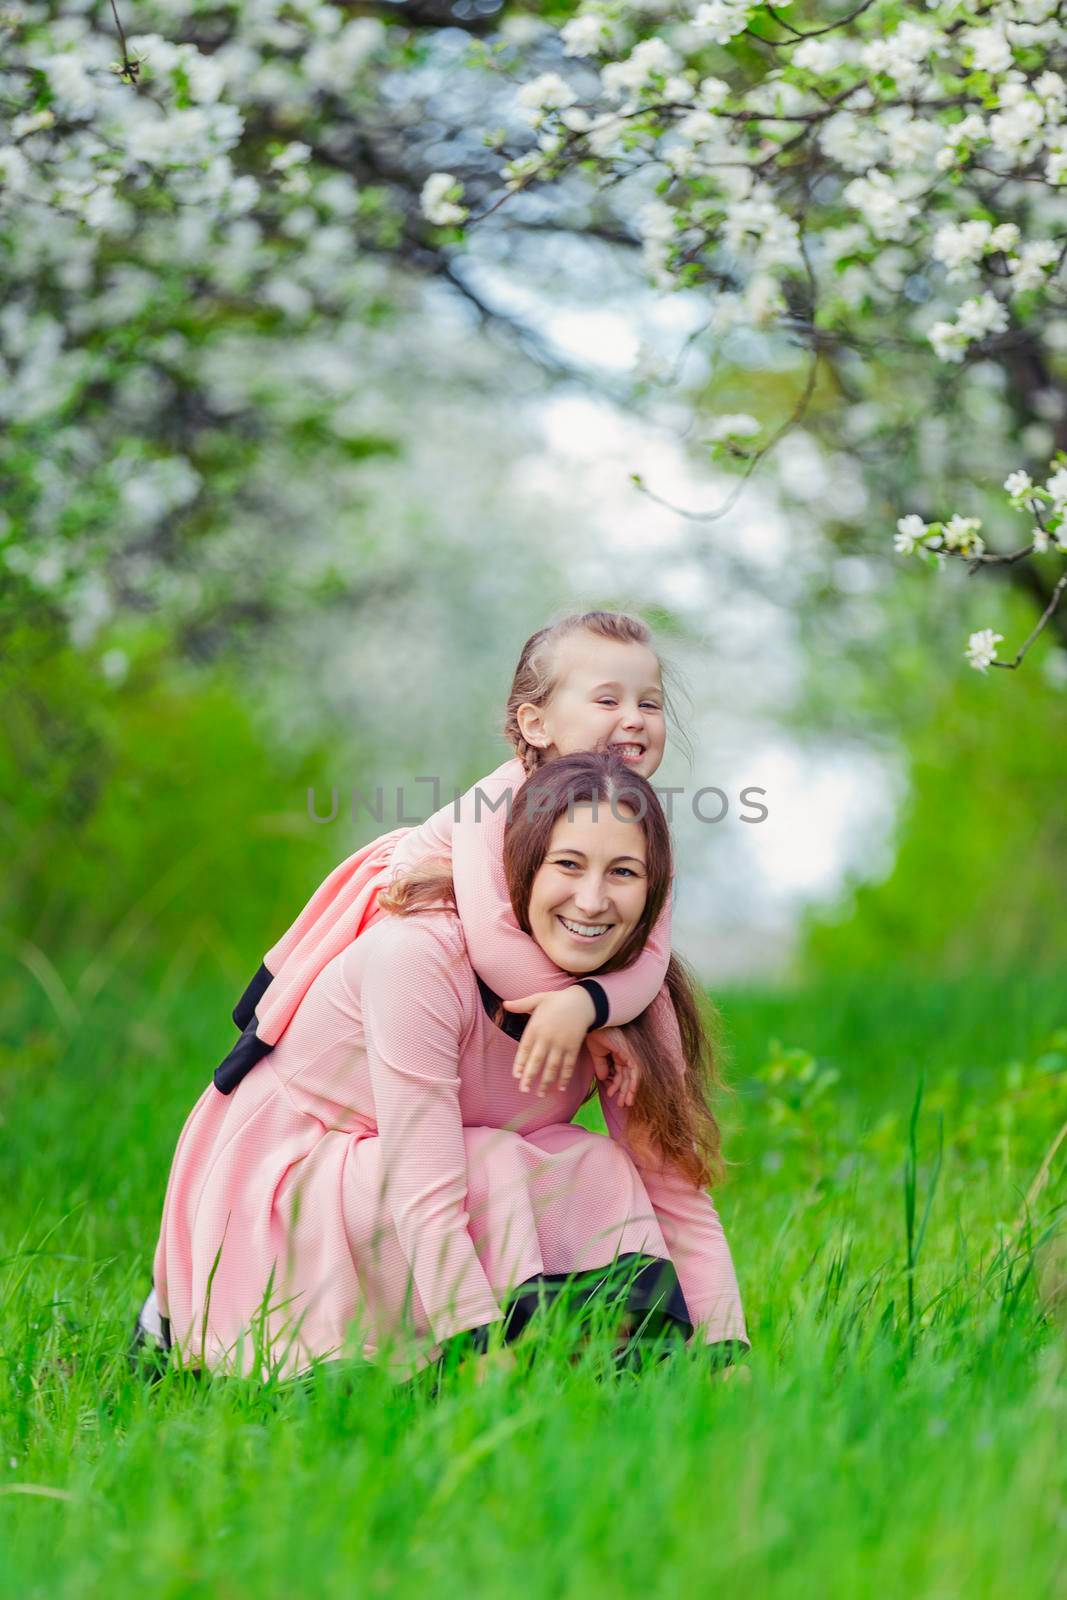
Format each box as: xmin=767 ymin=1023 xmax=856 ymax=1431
xmin=145 ymin=752 xmax=747 ymax=1378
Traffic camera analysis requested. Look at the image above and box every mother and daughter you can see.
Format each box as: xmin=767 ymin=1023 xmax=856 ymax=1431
xmin=138 ymin=611 xmax=748 ymax=1378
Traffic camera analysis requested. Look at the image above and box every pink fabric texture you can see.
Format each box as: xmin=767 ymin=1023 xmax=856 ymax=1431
xmin=254 ymin=758 xmax=671 ymax=1046
xmin=153 ymin=911 xmax=747 ymax=1378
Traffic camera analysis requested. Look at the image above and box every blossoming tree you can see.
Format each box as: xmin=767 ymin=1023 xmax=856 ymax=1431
xmin=426 ymin=0 xmax=1067 ymax=675
xmin=4 ymin=0 xmax=1067 ymax=677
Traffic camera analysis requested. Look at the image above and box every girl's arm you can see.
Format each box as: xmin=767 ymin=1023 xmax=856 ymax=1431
xmin=452 ymin=758 xmax=672 ymax=1025
xmin=358 ymin=917 xmax=503 ymax=1346
xmin=387 ymin=792 xmax=457 ymax=882
xmin=596 ymin=1006 xmax=748 ymax=1347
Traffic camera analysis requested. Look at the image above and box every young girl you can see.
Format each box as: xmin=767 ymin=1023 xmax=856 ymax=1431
xmin=214 ymin=611 xmax=677 ymax=1107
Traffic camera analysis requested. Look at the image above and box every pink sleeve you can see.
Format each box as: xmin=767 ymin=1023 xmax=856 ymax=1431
xmin=388 ymin=797 xmax=456 ymax=881
xmin=358 ymin=917 xmax=502 ymax=1345
xmin=597 ymin=994 xmax=748 ymax=1347
xmin=452 ymin=759 xmax=673 ymax=1025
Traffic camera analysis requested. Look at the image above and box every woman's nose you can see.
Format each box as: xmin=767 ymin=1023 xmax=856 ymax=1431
xmin=572 ymin=876 xmax=611 ymax=916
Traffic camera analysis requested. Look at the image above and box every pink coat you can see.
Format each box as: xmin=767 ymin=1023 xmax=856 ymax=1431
xmin=153 ymin=907 xmax=747 ymax=1377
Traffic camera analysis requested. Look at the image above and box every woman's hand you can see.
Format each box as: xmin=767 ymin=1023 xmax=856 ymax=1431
xmin=503 ymin=986 xmax=597 ymax=1096
xmin=585 ymin=1026 xmax=640 ymax=1110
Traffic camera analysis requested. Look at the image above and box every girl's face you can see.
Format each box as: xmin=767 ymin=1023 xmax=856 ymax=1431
xmin=520 ymin=635 xmax=667 ymax=779
xmin=527 ymin=803 xmax=649 ymax=974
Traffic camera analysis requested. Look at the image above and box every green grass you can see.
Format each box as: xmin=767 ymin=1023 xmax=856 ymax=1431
xmin=1 ymin=962 xmax=1065 ymax=1599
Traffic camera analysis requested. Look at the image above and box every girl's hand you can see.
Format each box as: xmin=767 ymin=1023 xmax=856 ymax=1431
xmin=585 ymin=1026 xmax=641 ymax=1110
xmin=503 ymin=987 xmax=597 ymax=1097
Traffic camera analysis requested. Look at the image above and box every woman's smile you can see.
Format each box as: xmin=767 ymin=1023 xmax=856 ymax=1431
xmin=556 ymin=914 xmax=614 ymax=942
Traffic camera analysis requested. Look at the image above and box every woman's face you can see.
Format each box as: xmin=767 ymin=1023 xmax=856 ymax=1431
xmin=526 ymin=802 xmax=649 ymax=973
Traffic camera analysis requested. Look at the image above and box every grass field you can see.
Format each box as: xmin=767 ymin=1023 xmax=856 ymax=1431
xmin=1 ymin=962 xmax=1065 ymax=1598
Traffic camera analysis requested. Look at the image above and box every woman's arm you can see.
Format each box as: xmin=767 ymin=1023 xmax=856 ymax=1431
xmin=452 ymin=758 xmax=673 ymax=1025
xmin=358 ymin=917 xmax=503 ymax=1346
xmin=596 ymin=1018 xmax=748 ymax=1347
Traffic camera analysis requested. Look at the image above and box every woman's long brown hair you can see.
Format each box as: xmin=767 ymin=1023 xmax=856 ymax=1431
xmin=379 ymin=751 xmax=724 ymax=1188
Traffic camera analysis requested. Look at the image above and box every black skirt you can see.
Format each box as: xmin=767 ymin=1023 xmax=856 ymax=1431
xmin=447 ymin=1252 xmax=693 ymax=1361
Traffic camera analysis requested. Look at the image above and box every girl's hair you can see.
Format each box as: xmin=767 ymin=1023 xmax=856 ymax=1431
xmin=380 ymin=750 xmax=723 ymax=1188
xmin=504 ymin=611 xmax=667 ymax=775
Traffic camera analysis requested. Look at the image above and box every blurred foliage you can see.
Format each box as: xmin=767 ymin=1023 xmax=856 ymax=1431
xmin=0 ymin=605 xmax=359 ymax=1025
xmin=799 ymin=595 xmax=1067 ymax=972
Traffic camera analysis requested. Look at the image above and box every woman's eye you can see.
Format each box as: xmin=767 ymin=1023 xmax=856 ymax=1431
xmin=612 ymin=867 xmax=638 ymax=878
xmin=555 ymin=859 xmax=581 ymax=871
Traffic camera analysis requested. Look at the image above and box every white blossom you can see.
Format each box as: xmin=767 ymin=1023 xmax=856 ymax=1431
xmin=637 ymin=199 xmax=675 ymax=241
xmin=83 ymin=186 xmax=129 ymax=231
xmin=100 ymin=647 xmax=129 ymax=685
xmin=722 ymin=185 xmax=802 ymax=266
xmin=894 ymin=513 xmax=927 ymax=554
xmin=600 ymin=37 xmax=678 ymax=100
xmin=1032 ymin=525 xmax=1051 ymax=552
xmin=1007 ymin=239 xmax=1059 ymax=293
xmin=501 ymin=151 xmax=547 ymax=190
xmin=185 ymin=51 xmax=226 ymax=104
xmin=663 ymin=75 xmax=696 ymax=102
xmin=692 ymin=0 xmax=752 ymax=46
xmin=820 ymin=113 xmax=885 ymax=173
xmin=0 ymin=145 xmax=31 ymax=193
xmin=11 ymin=109 xmax=55 ymax=139
xmin=861 ymin=21 xmax=938 ymax=90
xmin=39 ymin=53 xmax=98 ymax=117
xmin=879 ymin=108 xmax=943 ymax=169
xmin=561 ymin=9 xmax=620 ymax=57
xmin=964 ymin=25 xmax=1014 ymax=74
xmin=707 ymin=412 xmax=761 ymax=442
xmin=935 ymin=113 xmax=987 ymax=171
xmin=932 ymin=220 xmax=994 ymax=280
xmin=1045 ymin=466 xmax=1067 ymax=505
xmin=989 ymin=96 xmax=1044 ymax=159
xmin=419 ymin=172 xmax=468 ymax=226
xmin=957 ymin=294 xmax=1008 ymax=339
xmin=965 ymin=628 xmax=1004 ymax=672
xmin=943 ymin=513 xmax=984 ymax=554
xmin=792 ymin=38 xmax=842 ymax=74
xmin=303 ymin=19 xmax=383 ymax=92
xmin=696 ymin=76 xmax=730 ymax=110
xmin=931 ymin=219 xmax=1019 ymax=281
xmin=928 ymin=294 xmax=1009 ymax=362
xmin=271 ymin=142 xmax=311 ymax=172
xmin=119 ymin=456 xmax=202 ymax=526
xmin=1035 ymin=70 xmax=1067 ymax=107
xmin=516 ymin=72 xmax=579 ymax=126
xmin=843 ymin=170 xmax=920 ymax=241
xmin=1004 ymin=469 xmax=1033 ymax=497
